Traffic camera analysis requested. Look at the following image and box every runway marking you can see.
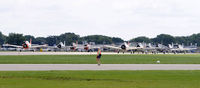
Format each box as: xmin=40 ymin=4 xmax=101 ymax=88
xmin=0 ymin=64 xmax=200 ymax=71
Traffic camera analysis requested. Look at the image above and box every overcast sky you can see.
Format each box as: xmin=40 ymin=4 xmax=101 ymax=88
xmin=0 ymin=0 xmax=200 ymax=40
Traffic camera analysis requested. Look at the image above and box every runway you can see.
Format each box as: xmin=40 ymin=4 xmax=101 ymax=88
xmin=1 ymin=64 xmax=200 ymax=71
xmin=0 ymin=52 xmax=121 ymax=55
xmin=0 ymin=51 xmax=195 ymax=55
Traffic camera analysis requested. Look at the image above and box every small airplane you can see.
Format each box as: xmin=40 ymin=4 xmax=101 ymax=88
xmin=2 ymin=39 xmax=47 ymax=51
xmin=104 ymin=42 xmax=138 ymax=54
xmin=56 ymin=41 xmax=66 ymax=49
xmin=168 ymin=43 xmax=197 ymax=54
xmin=70 ymin=41 xmax=102 ymax=52
xmin=69 ymin=41 xmax=79 ymax=51
xmin=143 ymin=43 xmax=169 ymax=54
xmin=84 ymin=43 xmax=104 ymax=52
xmin=50 ymin=41 xmax=68 ymax=51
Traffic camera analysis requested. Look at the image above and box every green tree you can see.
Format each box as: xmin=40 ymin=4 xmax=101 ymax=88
xmin=24 ymin=35 xmax=36 ymax=44
xmin=175 ymin=36 xmax=187 ymax=45
xmin=46 ymin=36 xmax=58 ymax=46
xmin=58 ymin=33 xmax=80 ymax=45
xmin=152 ymin=34 xmax=175 ymax=46
xmin=0 ymin=32 xmax=6 ymax=45
xmin=35 ymin=37 xmax=47 ymax=45
xmin=6 ymin=33 xmax=25 ymax=45
xmin=82 ymin=35 xmax=112 ymax=44
xmin=188 ymin=33 xmax=200 ymax=46
xmin=130 ymin=36 xmax=151 ymax=43
xmin=112 ymin=37 xmax=124 ymax=43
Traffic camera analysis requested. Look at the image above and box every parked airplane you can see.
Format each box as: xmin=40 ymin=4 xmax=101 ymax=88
xmin=144 ymin=43 xmax=169 ymax=54
xmin=50 ymin=41 xmax=70 ymax=51
xmin=70 ymin=41 xmax=102 ymax=52
xmin=50 ymin=41 xmax=89 ymax=52
xmin=104 ymin=42 xmax=169 ymax=54
xmin=168 ymin=43 xmax=197 ymax=54
xmin=56 ymin=41 xmax=66 ymax=49
xmin=2 ymin=39 xmax=47 ymax=51
xmin=104 ymin=42 xmax=138 ymax=53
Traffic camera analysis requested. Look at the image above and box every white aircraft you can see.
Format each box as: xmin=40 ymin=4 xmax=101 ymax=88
xmin=56 ymin=41 xmax=66 ymax=49
xmin=84 ymin=43 xmax=104 ymax=52
xmin=69 ymin=42 xmax=79 ymax=51
xmin=70 ymin=42 xmax=102 ymax=52
xmin=2 ymin=39 xmax=47 ymax=51
xmin=144 ymin=43 xmax=172 ymax=54
xmin=168 ymin=43 xmax=197 ymax=54
xmin=104 ymin=42 xmax=138 ymax=53
xmin=50 ymin=41 xmax=68 ymax=51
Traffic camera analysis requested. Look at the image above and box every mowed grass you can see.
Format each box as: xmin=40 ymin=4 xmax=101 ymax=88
xmin=0 ymin=70 xmax=200 ymax=88
xmin=0 ymin=54 xmax=200 ymax=64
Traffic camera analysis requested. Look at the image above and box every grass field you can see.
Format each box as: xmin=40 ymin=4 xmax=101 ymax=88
xmin=0 ymin=70 xmax=200 ymax=88
xmin=0 ymin=54 xmax=200 ymax=64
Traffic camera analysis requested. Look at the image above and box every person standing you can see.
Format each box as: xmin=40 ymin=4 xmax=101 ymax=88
xmin=96 ymin=48 xmax=102 ymax=66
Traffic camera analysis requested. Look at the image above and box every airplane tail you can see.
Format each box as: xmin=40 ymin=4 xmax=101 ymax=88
xmin=138 ymin=43 xmax=144 ymax=48
xmin=195 ymin=43 xmax=198 ymax=47
xmin=168 ymin=44 xmax=173 ymax=48
xmin=72 ymin=43 xmax=76 ymax=46
xmin=72 ymin=41 xmax=78 ymax=46
xmin=182 ymin=43 xmax=184 ymax=47
xmin=158 ymin=44 xmax=162 ymax=48
xmin=30 ymin=39 xmax=32 ymax=45
xmin=124 ymin=42 xmax=129 ymax=47
xmin=179 ymin=45 xmax=183 ymax=49
xmin=128 ymin=41 xmax=130 ymax=46
xmin=148 ymin=43 xmax=152 ymax=48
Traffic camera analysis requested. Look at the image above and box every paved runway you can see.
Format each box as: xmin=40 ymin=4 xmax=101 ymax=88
xmin=0 ymin=52 xmax=122 ymax=55
xmin=1 ymin=64 xmax=200 ymax=71
xmin=0 ymin=52 xmax=195 ymax=55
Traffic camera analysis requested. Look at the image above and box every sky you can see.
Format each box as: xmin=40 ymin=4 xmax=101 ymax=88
xmin=0 ymin=0 xmax=200 ymax=40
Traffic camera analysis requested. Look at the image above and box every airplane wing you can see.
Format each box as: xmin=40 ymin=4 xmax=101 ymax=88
xmin=89 ymin=45 xmax=103 ymax=49
xmin=144 ymin=47 xmax=156 ymax=50
xmin=31 ymin=44 xmax=48 ymax=48
xmin=126 ymin=47 xmax=137 ymax=50
xmin=2 ymin=44 xmax=22 ymax=48
xmin=75 ymin=45 xmax=85 ymax=49
xmin=103 ymin=45 xmax=121 ymax=50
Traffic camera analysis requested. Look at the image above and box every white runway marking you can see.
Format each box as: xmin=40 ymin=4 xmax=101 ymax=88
xmin=0 ymin=64 xmax=200 ymax=71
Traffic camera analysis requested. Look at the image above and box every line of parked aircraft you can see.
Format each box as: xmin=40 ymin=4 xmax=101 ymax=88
xmin=105 ymin=42 xmax=197 ymax=54
xmin=2 ymin=39 xmax=47 ymax=51
xmin=1 ymin=39 xmax=198 ymax=54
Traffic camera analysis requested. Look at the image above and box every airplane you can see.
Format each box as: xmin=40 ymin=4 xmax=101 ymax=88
xmin=70 ymin=41 xmax=103 ymax=52
xmin=50 ymin=41 xmax=70 ymax=51
xmin=103 ymin=42 xmax=138 ymax=54
xmin=104 ymin=42 xmax=168 ymax=54
xmin=2 ymin=39 xmax=47 ymax=51
xmin=168 ymin=43 xmax=197 ymax=54
xmin=56 ymin=41 xmax=66 ymax=49
xmin=84 ymin=43 xmax=104 ymax=52
xmin=51 ymin=41 xmax=94 ymax=52
xmin=69 ymin=41 xmax=79 ymax=51
xmin=140 ymin=43 xmax=157 ymax=54
xmin=144 ymin=43 xmax=169 ymax=54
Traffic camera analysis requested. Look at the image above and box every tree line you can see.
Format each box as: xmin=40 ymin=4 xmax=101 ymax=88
xmin=0 ymin=31 xmax=200 ymax=46
xmin=0 ymin=32 xmax=124 ymax=46
xmin=130 ymin=34 xmax=200 ymax=46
